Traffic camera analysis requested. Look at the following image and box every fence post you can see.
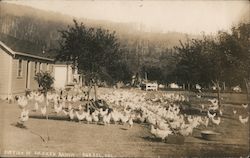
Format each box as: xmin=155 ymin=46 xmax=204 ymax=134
xmin=223 ymin=82 xmax=226 ymax=91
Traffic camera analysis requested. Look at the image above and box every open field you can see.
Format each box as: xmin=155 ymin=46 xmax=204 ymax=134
xmin=0 ymin=88 xmax=249 ymax=157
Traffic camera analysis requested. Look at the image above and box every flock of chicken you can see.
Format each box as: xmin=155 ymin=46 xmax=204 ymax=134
xmin=17 ymin=87 xmax=249 ymax=141
xmin=17 ymin=91 xmax=135 ymax=127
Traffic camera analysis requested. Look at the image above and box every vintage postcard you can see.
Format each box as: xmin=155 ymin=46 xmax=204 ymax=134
xmin=0 ymin=0 xmax=249 ymax=157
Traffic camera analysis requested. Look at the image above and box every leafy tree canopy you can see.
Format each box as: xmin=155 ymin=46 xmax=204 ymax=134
xmin=56 ymin=19 xmax=131 ymax=84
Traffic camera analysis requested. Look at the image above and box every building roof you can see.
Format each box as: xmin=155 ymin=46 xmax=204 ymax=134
xmin=0 ymin=33 xmax=58 ymax=59
xmin=0 ymin=41 xmax=54 ymax=62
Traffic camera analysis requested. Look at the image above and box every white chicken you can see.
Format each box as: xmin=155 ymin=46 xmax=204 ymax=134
xmin=242 ymin=104 xmax=248 ymax=109
xmin=233 ymin=110 xmax=237 ymax=115
xmin=32 ymin=102 xmax=39 ymax=112
xmin=92 ymin=111 xmax=99 ymax=123
xmin=103 ymin=113 xmax=111 ymax=125
xmin=208 ymin=103 xmax=219 ymax=111
xmin=139 ymin=115 xmax=146 ymax=123
xmin=54 ymin=103 xmax=63 ymax=113
xmin=62 ymin=109 xmax=69 ymax=116
xmin=67 ymin=95 xmax=72 ymax=102
xmin=111 ymin=111 xmax=121 ymax=124
xmin=196 ymin=95 xmax=201 ymax=99
xmin=17 ymin=96 xmax=28 ymax=109
xmin=195 ymin=84 xmax=201 ymax=90
xmin=211 ymin=117 xmax=221 ymax=125
xmin=68 ymin=104 xmax=72 ymax=111
xmin=169 ymin=120 xmax=182 ymax=129
xmin=128 ymin=117 xmax=133 ymax=127
xmin=146 ymin=115 xmax=157 ymax=125
xmin=179 ymin=123 xmax=193 ymax=136
xmin=208 ymin=98 xmax=218 ymax=106
xmin=72 ymin=96 xmax=78 ymax=102
xmin=202 ymin=117 xmax=209 ymax=127
xmin=187 ymin=115 xmax=193 ymax=124
xmin=219 ymin=109 xmax=223 ymax=116
xmin=207 ymin=110 xmax=216 ymax=119
xmin=75 ymin=111 xmax=86 ymax=122
xmin=121 ymin=114 xmax=129 ymax=124
xmin=100 ymin=108 xmax=109 ymax=117
xmin=78 ymin=105 xmax=83 ymax=111
xmin=41 ymin=106 xmax=47 ymax=116
xmin=35 ymin=94 xmax=44 ymax=103
xmin=239 ymin=115 xmax=248 ymax=124
xmin=69 ymin=109 xmax=75 ymax=120
xmin=85 ymin=112 xmax=92 ymax=124
xmin=156 ymin=120 xmax=169 ymax=130
xmin=61 ymin=101 xmax=66 ymax=108
xmin=20 ymin=109 xmax=29 ymax=123
xmin=27 ymin=94 xmax=34 ymax=100
xmin=150 ymin=125 xmax=172 ymax=140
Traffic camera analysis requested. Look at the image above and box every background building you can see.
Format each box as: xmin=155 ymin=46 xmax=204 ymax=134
xmin=0 ymin=41 xmax=80 ymax=100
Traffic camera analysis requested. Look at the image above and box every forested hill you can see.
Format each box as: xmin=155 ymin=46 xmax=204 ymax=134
xmin=0 ymin=2 xmax=200 ymax=54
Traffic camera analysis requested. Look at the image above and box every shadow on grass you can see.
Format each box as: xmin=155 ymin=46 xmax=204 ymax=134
xmin=120 ymin=127 xmax=128 ymax=130
xmin=142 ymin=136 xmax=163 ymax=142
xmin=11 ymin=122 xmax=47 ymax=142
xmin=11 ymin=122 xmax=27 ymax=129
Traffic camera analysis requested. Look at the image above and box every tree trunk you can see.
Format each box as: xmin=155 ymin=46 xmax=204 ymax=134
xmin=188 ymin=83 xmax=190 ymax=91
xmin=216 ymin=80 xmax=221 ymax=108
xmin=223 ymin=82 xmax=226 ymax=91
xmin=244 ymin=78 xmax=250 ymax=102
xmin=44 ymin=92 xmax=50 ymax=142
xmin=94 ymin=83 xmax=97 ymax=101
xmin=212 ymin=80 xmax=221 ymax=109
xmin=217 ymin=84 xmax=221 ymax=108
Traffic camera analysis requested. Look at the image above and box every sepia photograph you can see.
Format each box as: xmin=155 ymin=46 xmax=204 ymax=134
xmin=0 ymin=0 xmax=249 ymax=157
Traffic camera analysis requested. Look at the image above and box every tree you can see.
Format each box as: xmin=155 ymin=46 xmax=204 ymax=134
xmin=216 ymin=23 xmax=250 ymax=87
xmin=173 ymin=37 xmax=216 ymax=87
xmin=34 ymin=71 xmax=54 ymax=141
xmin=34 ymin=71 xmax=54 ymax=95
xmin=173 ymin=22 xmax=250 ymax=90
xmin=57 ymin=19 xmax=128 ymax=85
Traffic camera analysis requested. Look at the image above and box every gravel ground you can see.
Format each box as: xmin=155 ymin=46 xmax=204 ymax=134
xmin=0 ymin=88 xmax=249 ymax=157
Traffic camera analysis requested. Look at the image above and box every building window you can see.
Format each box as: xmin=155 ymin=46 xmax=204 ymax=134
xmin=38 ymin=62 xmax=41 ymax=72
xmin=46 ymin=63 xmax=49 ymax=71
xmin=17 ymin=59 xmax=22 ymax=77
xmin=35 ymin=62 xmax=38 ymax=74
xmin=50 ymin=65 xmax=53 ymax=72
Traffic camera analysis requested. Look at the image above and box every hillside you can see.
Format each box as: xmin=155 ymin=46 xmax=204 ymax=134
xmin=0 ymin=2 xmax=199 ymax=49
xmin=0 ymin=2 xmax=203 ymax=73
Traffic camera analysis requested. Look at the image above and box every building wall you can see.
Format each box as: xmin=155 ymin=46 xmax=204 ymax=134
xmin=54 ymin=65 xmax=67 ymax=89
xmin=29 ymin=62 xmax=54 ymax=90
xmin=0 ymin=46 xmax=66 ymax=98
xmin=0 ymin=48 xmax=11 ymax=99
xmin=11 ymin=59 xmax=27 ymax=94
xmin=29 ymin=61 xmax=39 ymax=90
xmin=54 ymin=64 xmax=78 ymax=89
xmin=67 ymin=65 xmax=73 ymax=84
xmin=11 ymin=58 xmax=55 ymax=95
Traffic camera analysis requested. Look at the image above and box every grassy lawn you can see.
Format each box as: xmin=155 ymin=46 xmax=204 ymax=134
xmin=0 ymin=88 xmax=249 ymax=157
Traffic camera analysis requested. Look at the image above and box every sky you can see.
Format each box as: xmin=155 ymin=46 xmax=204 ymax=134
xmin=5 ymin=0 xmax=249 ymax=34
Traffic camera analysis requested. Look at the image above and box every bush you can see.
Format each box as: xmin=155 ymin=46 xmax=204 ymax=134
xmin=34 ymin=71 xmax=54 ymax=95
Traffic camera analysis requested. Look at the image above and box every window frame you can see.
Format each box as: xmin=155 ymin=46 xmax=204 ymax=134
xmin=34 ymin=62 xmax=38 ymax=74
xmin=46 ymin=63 xmax=49 ymax=72
xmin=38 ymin=62 xmax=41 ymax=73
xmin=50 ymin=65 xmax=54 ymax=73
xmin=17 ymin=59 xmax=23 ymax=78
